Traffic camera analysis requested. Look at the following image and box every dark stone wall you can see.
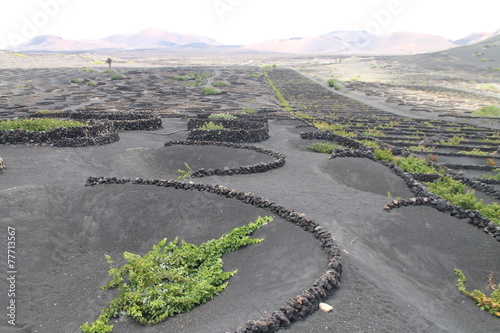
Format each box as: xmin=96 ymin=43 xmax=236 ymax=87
xmin=300 ymin=131 xmax=500 ymax=242
xmin=163 ymin=140 xmax=285 ymax=178
xmin=84 ymin=177 xmax=342 ymax=333
xmin=187 ymin=118 xmax=269 ymax=143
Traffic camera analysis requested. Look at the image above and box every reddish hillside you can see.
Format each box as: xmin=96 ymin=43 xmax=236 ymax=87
xmin=358 ymin=31 xmax=456 ymax=55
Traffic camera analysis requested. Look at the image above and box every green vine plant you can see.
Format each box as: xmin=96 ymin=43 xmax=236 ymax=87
xmin=176 ymin=162 xmax=192 ymax=180
xmin=455 ymin=269 xmax=500 ymax=317
xmin=81 ymin=216 xmax=274 ymax=333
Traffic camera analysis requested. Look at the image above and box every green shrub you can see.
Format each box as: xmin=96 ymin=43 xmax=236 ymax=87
xmin=197 ymin=121 xmax=225 ymax=130
xmin=89 ymin=60 xmax=105 ymax=65
xmin=425 ymin=176 xmax=500 ymax=224
xmin=438 ymin=135 xmax=465 ymax=146
xmin=394 ymin=155 xmax=441 ymax=174
xmin=363 ymin=128 xmax=386 ymax=137
xmin=459 ymin=148 xmax=490 ymax=156
xmin=71 ymin=78 xmax=83 ymax=83
xmin=87 ymin=80 xmax=97 ymax=86
xmin=0 ymin=118 xmax=87 ymax=132
xmin=242 ymin=107 xmax=257 ymax=115
xmin=374 ymin=149 xmax=396 ymax=163
xmin=177 ymin=162 xmax=192 ymax=180
xmin=314 ymin=122 xmax=343 ymax=131
xmin=82 ymin=216 xmax=273 ymax=332
xmin=110 ymin=74 xmax=125 ymax=80
xmin=472 ymin=105 xmax=500 ymax=118
xmin=479 ymin=168 xmax=500 ymax=180
xmin=249 ymin=72 xmax=263 ymax=79
xmin=81 ymin=67 xmax=98 ymax=73
xmin=13 ymin=53 xmax=27 ymax=58
xmin=455 ymin=269 xmax=500 ymax=317
xmin=409 ymin=145 xmax=435 ymax=152
xmin=358 ymin=139 xmax=380 ymax=148
xmin=212 ymin=81 xmax=230 ymax=87
xmin=201 ymin=87 xmax=221 ymax=95
xmin=208 ymin=113 xmax=237 ymax=120
xmin=327 ymin=78 xmax=344 ymax=90
xmin=294 ymin=111 xmax=315 ymax=120
xmin=103 ymin=69 xmax=116 ymax=74
xmin=307 ymin=142 xmax=342 ymax=154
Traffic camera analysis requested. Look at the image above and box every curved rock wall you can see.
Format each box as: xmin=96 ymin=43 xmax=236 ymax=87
xmin=187 ymin=118 xmax=269 ymax=143
xmin=84 ymin=177 xmax=342 ymax=333
xmin=163 ymin=140 xmax=285 ymax=178
xmin=301 ymin=131 xmax=500 ymax=242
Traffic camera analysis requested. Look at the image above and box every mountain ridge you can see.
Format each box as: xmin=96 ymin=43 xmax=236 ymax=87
xmin=7 ymin=28 xmax=500 ymax=55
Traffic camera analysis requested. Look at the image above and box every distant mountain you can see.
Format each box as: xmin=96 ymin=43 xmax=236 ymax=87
xmin=7 ymin=28 xmax=497 ymax=55
xmin=103 ymin=28 xmax=220 ymax=49
xmin=7 ymin=28 xmax=220 ymax=51
xmin=454 ymin=32 xmax=494 ymax=46
xmin=9 ymin=35 xmax=116 ymax=51
xmin=244 ymin=36 xmax=351 ymax=53
xmin=321 ymin=30 xmax=376 ymax=46
xmin=357 ymin=31 xmax=456 ymax=55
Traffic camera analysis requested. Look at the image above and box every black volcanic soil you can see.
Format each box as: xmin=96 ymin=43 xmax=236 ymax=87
xmin=1 ymin=118 xmax=499 ymax=333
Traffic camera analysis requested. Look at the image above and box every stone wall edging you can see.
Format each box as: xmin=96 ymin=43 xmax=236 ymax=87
xmin=84 ymin=177 xmax=342 ymax=333
xmin=0 ymin=156 xmax=4 ymax=173
xmin=187 ymin=119 xmax=269 ymax=143
xmin=0 ymin=122 xmax=119 ymax=147
xmin=299 ymin=131 xmax=500 ymax=241
xmin=163 ymin=140 xmax=285 ymax=178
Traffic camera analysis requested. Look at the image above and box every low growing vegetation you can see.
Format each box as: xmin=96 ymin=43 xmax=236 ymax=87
xmin=242 ymin=107 xmax=257 ymax=115
xmin=374 ymin=149 xmax=442 ymax=174
xmin=212 ymin=81 xmax=230 ymax=87
xmin=208 ymin=113 xmax=237 ymax=120
xmin=307 ymin=142 xmax=343 ymax=154
xmin=471 ymin=105 xmax=500 ymax=118
xmin=0 ymin=118 xmax=87 ymax=132
xmin=197 ymin=122 xmax=225 ymax=131
xmin=201 ymin=87 xmax=221 ymax=95
xmin=425 ymin=176 xmax=500 ymax=225
xmin=81 ymin=216 xmax=273 ymax=332
xmin=327 ymin=78 xmax=344 ymax=90
xmin=455 ymin=269 xmax=500 ymax=317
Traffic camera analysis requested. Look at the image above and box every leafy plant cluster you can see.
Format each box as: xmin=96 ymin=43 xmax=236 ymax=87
xmin=472 ymin=105 xmax=500 ymax=118
xmin=177 ymin=162 xmax=192 ymax=180
xmin=459 ymin=148 xmax=490 ymax=156
xmin=208 ymin=113 xmax=237 ymax=120
xmin=327 ymin=78 xmax=344 ymax=90
xmin=197 ymin=121 xmax=225 ymax=131
xmin=81 ymin=216 xmax=273 ymax=333
xmin=307 ymin=142 xmax=343 ymax=154
xmin=363 ymin=128 xmax=386 ymax=137
xmin=409 ymin=145 xmax=435 ymax=152
xmin=374 ymin=149 xmax=442 ymax=174
xmin=172 ymin=72 xmax=213 ymax=87
xmin=212 ymin=81 xmax=230 ymax=88
xmin=438 ymin=135 xmax=465 ymax=146
xmin=455 ymin=269 xmax=500 ymax=317
xmin=201 ymin=87 xmax=221 ymax=95
xmin=294 ymin=111 xmax=315 ymax=120
xmin=358 ymin=139 xmax=380 ymax=148
xmin=0 ymin=118 xmax=87 ymax=132
xmin=425 ymin=176 xmax=500 ymax=225
xmin=313 ymin=121 xmax=345 ymax=132
xmin=479 ymin=168 xmax=500 ymax=180
xmin=242 ymin=107 xmax=257 ymax=115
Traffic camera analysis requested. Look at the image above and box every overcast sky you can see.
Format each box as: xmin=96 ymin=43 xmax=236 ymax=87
xmin=1 ymin=0 xmax=499 ymax=48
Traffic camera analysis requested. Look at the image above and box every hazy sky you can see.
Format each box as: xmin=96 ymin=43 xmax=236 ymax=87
xmin=1 ymin=0 xmax=499 ymax=48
